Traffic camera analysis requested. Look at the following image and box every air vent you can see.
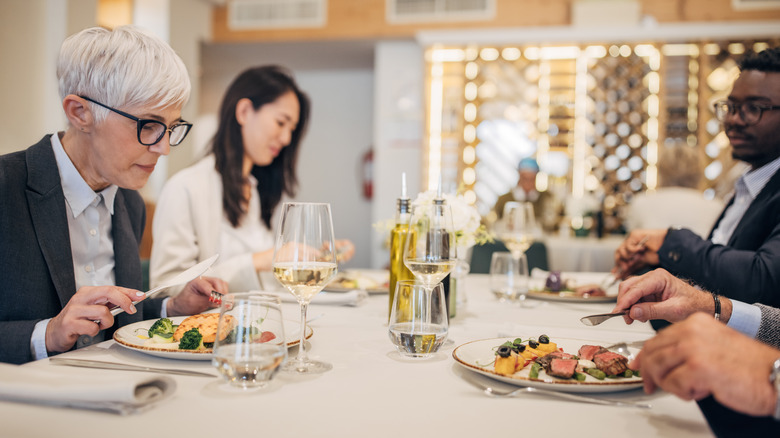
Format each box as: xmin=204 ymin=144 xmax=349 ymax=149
xmin=387 ymin=0 xmax=495 ymax=23
xmin=732 ymin=0 xmax=780 ymax=9
xmin=228 ymin=0 xmax=326 ymax=29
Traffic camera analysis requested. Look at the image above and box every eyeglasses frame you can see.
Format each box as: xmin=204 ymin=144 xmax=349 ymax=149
xmin=713 ymin=100 xmax=780 ymax=126
xmin=79 ymin=95 xmax=193 ymax=146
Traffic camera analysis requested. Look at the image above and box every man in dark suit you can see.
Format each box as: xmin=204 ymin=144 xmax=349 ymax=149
xmin=615 ymin=47 xmax=780 ymax=307
xmin=0 ymin=26 xmax=226 ymax=365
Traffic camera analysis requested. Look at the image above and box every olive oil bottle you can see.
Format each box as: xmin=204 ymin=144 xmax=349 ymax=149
xmin=389 ymin=173 xmax=415 ymax=320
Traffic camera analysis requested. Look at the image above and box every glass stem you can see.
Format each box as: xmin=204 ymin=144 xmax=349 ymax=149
xmin=296 ymin=302 xmax=309 ymax=364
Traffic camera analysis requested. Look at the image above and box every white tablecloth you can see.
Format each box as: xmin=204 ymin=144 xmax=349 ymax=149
xmin=544 ymin=235 xmax=624 ymax=272
xmin=4 ymin=274 xmax=712 ymax=437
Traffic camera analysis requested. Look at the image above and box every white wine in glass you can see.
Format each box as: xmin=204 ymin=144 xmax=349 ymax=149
xmin=272 ymin=202 xmax=338 ymax=374
xmin=499 ymin=201 xmax=537 ymax=259
xmin=403 ymin=200 xmax=457 ymax=293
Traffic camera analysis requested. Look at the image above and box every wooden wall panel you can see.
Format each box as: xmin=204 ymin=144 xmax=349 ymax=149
xmin=212 ymin=0 xmax=572 ymax=42
xmin=213 ymin=0 xmax=780 ymax=43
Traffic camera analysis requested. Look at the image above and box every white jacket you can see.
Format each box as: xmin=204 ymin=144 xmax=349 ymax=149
xmin=150 ymin=155 xmax=272 ymax=294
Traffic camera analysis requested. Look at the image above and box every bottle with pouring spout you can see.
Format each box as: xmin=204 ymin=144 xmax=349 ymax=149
xmin=389 ymin=173 xmax=415 ymax=320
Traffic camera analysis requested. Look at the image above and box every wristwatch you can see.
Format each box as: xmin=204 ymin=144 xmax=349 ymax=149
xmin=771 ymin=358 xmax=780 ymax=420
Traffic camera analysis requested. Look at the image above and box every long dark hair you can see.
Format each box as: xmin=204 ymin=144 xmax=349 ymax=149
xmin=212 ymin=65 xmax=310 ymax=228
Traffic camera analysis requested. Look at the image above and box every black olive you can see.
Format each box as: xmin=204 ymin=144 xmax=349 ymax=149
xmin=515 ymin=344 xmax=526 ymax=353
xmin=539 ymin=335 xmax=550 ymax=344
xmin=497 ymin=345 xmax=513 ymax=358
xmin=529 ymin=340 xmax=539 ymax=349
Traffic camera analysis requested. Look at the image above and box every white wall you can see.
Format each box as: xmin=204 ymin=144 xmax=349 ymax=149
xmin=371 ymin=41 xmax=425 ymax=269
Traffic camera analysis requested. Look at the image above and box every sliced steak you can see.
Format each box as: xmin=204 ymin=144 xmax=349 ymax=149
xmin=535 ymin=351 xmax=576 ymax=369
xmin=593 ymin=351 xmax=628 ymax=376
xmin=577 ymin=345 xmax=603 ymax=361
xmin=547 ymin=358 xmax=578 ymax=379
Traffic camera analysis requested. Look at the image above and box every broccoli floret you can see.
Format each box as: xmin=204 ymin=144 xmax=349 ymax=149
xmin=178 ymin=328 xmax=203 ymax=350
xmin=148 ymin=318 xmax=174 ymax=338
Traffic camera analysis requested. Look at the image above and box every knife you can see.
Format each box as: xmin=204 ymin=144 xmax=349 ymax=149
xmin=580 ymin=310 xmax=629 ymax=326
xmin=50 ymin=357 xmax=217 ymax=378
xmin=109 ymin=254 xmax=219 ymax=317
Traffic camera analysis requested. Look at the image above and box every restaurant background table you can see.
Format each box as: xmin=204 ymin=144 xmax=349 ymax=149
xmin=544 ymin=235 xmax=624 ymax=272
xmin=1 ymin=274 xmax=713 ymax=437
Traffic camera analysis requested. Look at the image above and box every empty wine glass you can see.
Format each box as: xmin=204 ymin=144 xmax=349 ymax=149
xmin=489 ymin=252 xmax=529 ymax=304
xmin=402 ymin=201 xmax=457 ymax=293
xmin=272 ymin=202 xmax=338 ymax=374
xmin=498 ymin=201 xmax=537 ymax=259
xmin=212 ymin=293 xmax=287 ymax=388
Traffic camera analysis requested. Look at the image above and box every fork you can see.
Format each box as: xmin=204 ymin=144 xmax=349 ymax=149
xmin=483 ymin=386 xmax=651 ymax=408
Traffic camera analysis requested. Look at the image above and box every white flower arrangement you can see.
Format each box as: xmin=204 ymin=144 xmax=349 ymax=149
xmin=412 ymin=190 xmax=492 ymax=252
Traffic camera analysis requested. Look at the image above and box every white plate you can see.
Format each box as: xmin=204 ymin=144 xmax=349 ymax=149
xmin=527 ymin=275 xmax=618 ymax=303
xmin=113 ymin=316 xmax=313 ymax=361
xmin=527 ymin=289 xmax=617 ymax=303
xmin=452 ymin=337 xmax=643 ymax=393
xmin=325 ymin=269 xmax=389 ymax=294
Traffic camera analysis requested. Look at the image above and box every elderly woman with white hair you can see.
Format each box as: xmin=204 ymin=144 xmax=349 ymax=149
xmin=0 ymin=25 xmax=227 ymax=364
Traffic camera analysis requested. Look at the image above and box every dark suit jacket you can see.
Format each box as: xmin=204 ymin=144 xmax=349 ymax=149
xmin=658 ymin=168 xmax=780 ymax=307
xmin=0 ymin=135 xmax=160 ymax=364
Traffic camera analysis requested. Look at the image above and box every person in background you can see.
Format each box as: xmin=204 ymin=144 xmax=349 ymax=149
xmin=150 ymin=66 xmax=354 ymax=293
xmin=614 ymin=47 xmax=780 ymax=307
xmin=612 ymin=268 xmax=780 ymax=435
xmin=492 ymin=157 xmax=559 ymax=232
xmin=624 ymin=145 xmax=724 ymax=238
xmin=0 ymin=26 xmax=226 ymax=365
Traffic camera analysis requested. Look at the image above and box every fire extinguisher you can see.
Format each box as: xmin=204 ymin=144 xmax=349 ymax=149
xmin=362 ymin=149 xmax=373 ymax=199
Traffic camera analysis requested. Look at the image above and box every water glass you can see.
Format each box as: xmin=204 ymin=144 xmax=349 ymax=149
xmin=489 ymin=252 xmax=529 ymax=303
xmin=212 ymin=293 xmax=288 ymax=389
xmin=388 ymin=281 xmax=448 ymax=358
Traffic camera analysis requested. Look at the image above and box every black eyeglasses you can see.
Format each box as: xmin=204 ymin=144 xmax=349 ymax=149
xmin=713 ymin=100 xmax=780 ymax=126
xmin=80 ymin=96 xmax=192 ymax=146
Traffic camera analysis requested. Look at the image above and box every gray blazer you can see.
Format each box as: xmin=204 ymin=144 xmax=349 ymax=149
xmin=0 ymin=135 xmax=159 ymax=364
xmin=756 ymin=304 xmax=780 ymax=349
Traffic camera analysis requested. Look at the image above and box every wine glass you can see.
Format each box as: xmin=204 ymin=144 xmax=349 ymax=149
xmin=402 ymin=201 xmax=457 ymax=293
xmin=498 ymin=201 xmax=537 ymax=259
xmin=272 ymin=202 xmax=338 ymax=374
xmin=388 ymin=280 xmax=448 ymax=358
xmin=212 ymin=293 xmax=287 ymax=389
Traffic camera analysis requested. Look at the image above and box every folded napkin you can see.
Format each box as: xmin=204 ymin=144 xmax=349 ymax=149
xmin=0 ymin=363 xmax=175 ymax=415
xmin=256 ymin=289 xmax=368 ymax=307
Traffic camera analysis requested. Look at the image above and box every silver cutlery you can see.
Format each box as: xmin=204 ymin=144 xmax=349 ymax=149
xmin=110 ymin=254 xmax=219 ymax=317
xmin=580 ymin=310 xmax=629 ymax=326
xmin=50 ymin=357 xmax=217 ymax=378
xmin=483 ymin=385 xmax=651 ymax=408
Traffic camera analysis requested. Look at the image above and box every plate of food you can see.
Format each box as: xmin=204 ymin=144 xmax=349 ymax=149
xmin=527 ymin=270 xmax=618 ymax=303
xmin=325 ymin=269 xmax=389 ymax=294
xmin=452 ymin=335 xmax=642 ymax=393
xmin=113 ymin=314 xmax=313 ymax=361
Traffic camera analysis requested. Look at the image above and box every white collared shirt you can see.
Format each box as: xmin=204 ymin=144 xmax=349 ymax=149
xmin=31 ymin=133 xmax=118 ymax=359
xmin=710 ymin=155 xmax=780 ymax=245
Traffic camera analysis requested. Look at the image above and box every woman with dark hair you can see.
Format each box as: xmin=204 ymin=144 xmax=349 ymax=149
xmin=150 ymin=65 xmax=353 ymax=292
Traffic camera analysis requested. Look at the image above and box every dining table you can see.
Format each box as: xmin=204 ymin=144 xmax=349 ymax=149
xmin=1 ymin=272 xmax=713 ymax=437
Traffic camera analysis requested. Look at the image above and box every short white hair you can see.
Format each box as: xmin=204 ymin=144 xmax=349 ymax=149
xmin=57 ymin=25 xmax=190 ymax=122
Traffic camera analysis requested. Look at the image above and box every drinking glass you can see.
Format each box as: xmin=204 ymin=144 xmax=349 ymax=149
xmin=402 ymin=202 xmax=457 ymax=293
xmin=272 ymin=202 xmax=338 ymax=374
xmin=489 ymin=251 xmax=529 ymax=304
xmin=212 ymin=293 xmax=287 ymax=388
xmin=388 ymin=280 xmax=448 ymax=358
xmin=498 ymin=201 xmax=537 ymax=259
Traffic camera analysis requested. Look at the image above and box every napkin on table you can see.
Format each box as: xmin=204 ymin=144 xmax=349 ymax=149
xmin=0 ymin=362 xmax=175 ymax=415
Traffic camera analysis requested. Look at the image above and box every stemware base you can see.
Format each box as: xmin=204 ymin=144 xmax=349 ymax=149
xmin=282 ymin=358 xmax=333 ymax=374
